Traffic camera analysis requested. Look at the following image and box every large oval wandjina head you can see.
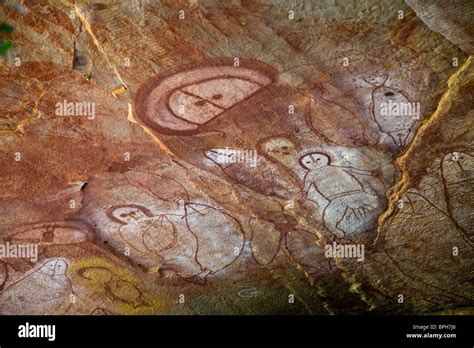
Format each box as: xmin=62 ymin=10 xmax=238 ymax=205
xmin=134 ymin=58 xmax=277 ymax=135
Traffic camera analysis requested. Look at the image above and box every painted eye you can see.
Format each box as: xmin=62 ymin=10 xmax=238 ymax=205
xmin=194 ymin=100 xmax=206 ymax=107
xmin=120 ymin=213 xmax=127 ymax=217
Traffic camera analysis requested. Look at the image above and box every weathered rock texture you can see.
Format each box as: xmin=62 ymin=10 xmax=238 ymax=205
xmin=0 ymin=0 xmax=472 ymax=314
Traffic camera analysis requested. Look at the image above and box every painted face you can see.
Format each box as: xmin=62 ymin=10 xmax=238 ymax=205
xmin=300 ymin=152 xmax=330 ymax=170
xmin=134 ymin=60 xmax=276 ymax=134
xmin=264 ymin=138 xmax=295 ymax=156
xmin=362 ymin=74 xmax=387 ymax=87
xmin=53 ymin=259 xmax=68 ymax=275
xmin=112 ymin=207 xmax=148 ymax=224
xmin=38 ymin=259 xmax=68 ymax=276
xmin=168 ymin=78 xmax=261 ymax=124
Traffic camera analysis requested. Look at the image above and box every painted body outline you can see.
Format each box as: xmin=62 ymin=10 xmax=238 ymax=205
xmin=300 ymin=151 xmax=380 ymax=237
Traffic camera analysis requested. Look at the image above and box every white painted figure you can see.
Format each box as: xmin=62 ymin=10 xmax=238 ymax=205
xmin=301 ymin=152 xmax=381 ymax=237
xmin=0 ymin=259 xmax=71 ymax=314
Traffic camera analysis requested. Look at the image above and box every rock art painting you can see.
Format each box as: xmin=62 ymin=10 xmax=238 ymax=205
xmin=300 ymin=151 xmax=383 ymax=237
xmin=0 ymin=259 xmax=72 ymax=315
xmin=104 ymin=201 xmax=245 ymax=281
xmin=135 ymin=59 xmax=277 ymax=134
xmin=370 ymin=82 xmax=419 ymax=149
xmin=1 ymin=1 xmax=473 ymax=316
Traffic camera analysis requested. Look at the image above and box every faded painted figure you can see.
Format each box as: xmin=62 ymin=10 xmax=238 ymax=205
xmin=300 ymin=152 xmax=382 ymax=237
xmin=106 ymin=203 xmax=245 ymax=281
xmin=0 ymin=259 xmax=72 ymax=314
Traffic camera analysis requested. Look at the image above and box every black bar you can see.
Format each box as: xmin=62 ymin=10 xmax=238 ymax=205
xmin=0 ymin=315 xmax=472 ymax=346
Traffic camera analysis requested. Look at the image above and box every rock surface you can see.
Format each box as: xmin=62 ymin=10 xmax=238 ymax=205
xmin=0 ymin=0 xmax=472 ymax=314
